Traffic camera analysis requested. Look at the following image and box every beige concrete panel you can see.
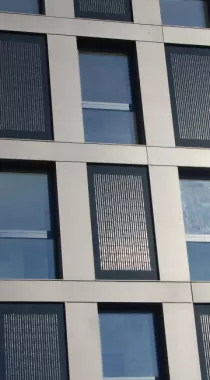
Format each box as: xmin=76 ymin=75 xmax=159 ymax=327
xmin=163 ymin=25 xmax=210 ymax=46
xmin=192 ymin=283 xmax=210 ymax=303
xmin=148 ymin=146 xmax=210 ymax=167
xmin=65 ymin=303 xmax=103 ymax=380
xmin=56 ymin=162 xmax=95 ymax=280
xmin=0 ymin=140 xmax=148 ymax=164
xmin=149 ymin=166 xmax=190 ymax=281
xmin=132 ymin=0 xmax=161 ymax=25
xmin=48 ymin=35 xmax=84 ymax=143
xmin=137 ymin=42 xmax=175 ymax=147
xmin=163 ymin=303 xmax=202 ymax=380
xmin=45 ymin=0 xmax=74 ymax=17
xmin=0 ymin=13 xmax=163 ymax=41
xmin=0 ymin=281 xmax=191 ymax=302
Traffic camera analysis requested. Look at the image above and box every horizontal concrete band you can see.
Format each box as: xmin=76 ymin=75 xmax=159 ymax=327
xmin=0 ymin=13 xmax=162 ymax=42
xmin=147 ymin=146 xmax=210 ymax=167
xmin=0 ymin=281 xmax=192 ymax=302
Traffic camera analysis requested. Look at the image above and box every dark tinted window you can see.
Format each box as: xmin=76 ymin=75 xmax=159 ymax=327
xmin=0 ymin=171 xmax=57 ymax=279
xmin=160 ymin=0 xmax=210 ymax=27
xmin=195 ymin=305 xmax=210 ymax=380
xmin=74 ymin=0 xmax=133 ymax=21
xmin=79 ymin=49 xmax=141 ymax=144
xmin=0 ymin=0 xmax=41 ymax=14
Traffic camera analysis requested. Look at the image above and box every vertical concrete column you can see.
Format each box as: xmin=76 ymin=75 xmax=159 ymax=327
xmin=132 ymin=0 xmax=161 ymax=24
xmin=45 ymin=0 xmax=74 ymax=17
xmin=163 ymin=303 xmax=202 ymax=380
xmin=48 ymin=35 xmax=84 ymax=143
xmin=136 ymin=41 xmax=175 ymax=147
xmin=65 ymin=303 xmax=103 ymax=380
xmin=149 ymin=166 xmax=190 ymax=281
xmin=56 ymin=162 xmax=95 ymax=280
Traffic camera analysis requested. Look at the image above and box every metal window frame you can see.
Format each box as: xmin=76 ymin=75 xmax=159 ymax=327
xmin=0 ymin=163 xmax=61 ymax=279
xmin=186 ymin=234 xmax=210 ymax=243
xmin=0 ymin=32 xmax=53 ymax=140
xmin=88 ymin=164 xmax=158 ymax=280
xmin=99 ymin=304 xmax=169 ymax=380
xmin=166 ymin=44 xmax=210 ymax=148
xmin=74 ymin=0 xmax=133 ymax=22
xmin=82 ymin=101 xmax=133 ymax=112
xmin=0 ymin=303 xmax=69 ymax=380
xmin=194 ymin=304 xmax=210 ymax=380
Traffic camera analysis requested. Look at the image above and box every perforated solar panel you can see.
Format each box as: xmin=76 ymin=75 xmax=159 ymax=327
xmin=166 ymin=45 xmax=210 ymax=147
xmin=88 ymin=165 xmax=157 ymax=279
xmin=0 ymin=33 xmax=52 ymax=140
xmin=195 ymin=305 xmax=210 ymax=380
xmin=0 ymin=304 xmax=68 ymax=380
xmin=74 ymin=0 xmax=133 ymax=21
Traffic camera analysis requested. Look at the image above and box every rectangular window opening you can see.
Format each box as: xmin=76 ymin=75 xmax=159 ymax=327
xmin=98 ymin=304 xmax=169 ymax=380
xmin=78 ymin=39 xmax=144 ymax=145
xmin=0 ymin=162 xmax=61 ymax=279
xmin=74 ymin=0 xmax=133 ymax=22
xmin=88 ymin=164 xmax=158 ymax=280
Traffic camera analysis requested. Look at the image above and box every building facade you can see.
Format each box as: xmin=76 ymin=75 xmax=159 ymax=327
xmin=0 ymin=0 xmax=209 ymax=379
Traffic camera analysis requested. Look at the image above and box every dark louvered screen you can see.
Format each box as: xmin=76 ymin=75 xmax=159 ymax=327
xmin=0 ymin=304 xmax=68 ymax=380
xmin=195 ymin=305 xmax=210 ymax=380
xmin=0 ymin=33 xmax=52 ymax=140
xmin=166 ymin=45 xmax=210 ymax=148
xmin=74 ymin=0 xmax=133 ymax=21
xmin=88 ymin=165 xmax=158 ymax=280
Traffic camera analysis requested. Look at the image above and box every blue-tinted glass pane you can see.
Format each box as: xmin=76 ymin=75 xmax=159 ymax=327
xmin=0 ymin=0 xmax=40 ymax=14
xmin=160 ymin=0 xmax=209 ymax=27
xmin=187 ymin=242 xmax=210 ymax=281
xmin=99 ymin=312 xmax=159 ymax=378
xmin=180 ymin=180 xmax=210 ymax=235
xmin=0 ymin=173 xmax=51 ymax=231
xmin=83 ymin=109 xmax=137 ymax=144
xmin=79 ymin=52 xmax=132 ymax=104
xmin=0 ymin=239 xmax=55 ymax=279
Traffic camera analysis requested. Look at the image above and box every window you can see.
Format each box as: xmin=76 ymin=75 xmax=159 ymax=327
xmin=160 ymin=0 xmax=210 ymax=27
xmin=74 ymin=0 xmax=133 ymax=21
xmin=99 ymin=305 xmax=169 ymax=380
xmin=166 ymin=45 xmax=210 ymax=148
xmin=0 ymin=166 xmax=58 ymax=279
xmin=88 ymin=165 xmax=158 ymax=280
xmin=195 ymin=304 xmax=210 ymax=380
xmin=0 ymin=303 xmax=68 ymax=379
xmin=0 ymin=32 xmax=52 ymax=140
xmin=0 ymin=0 xmax=42 ymax=14
xmin=180 ymin=172 xmax=210 ymax=281
xmin=79 ymin=41 xmax=143 ymax=145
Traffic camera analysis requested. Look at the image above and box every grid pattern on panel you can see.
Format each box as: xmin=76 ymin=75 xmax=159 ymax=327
xmin=0 ymin=40 xmax=45 ymax=133
xmin=93 ymin=173 xmax=151 ymax=272
xmin=74 ymin=0 xmax=132 ymax=21
xmin=4 ymin=313 xmax=61 ymax=380
xmin=166 ymin=46 xmax=210 ymax=147
xmin=200 ymin=314 xmax=210 ymax=380
xmin=78 ymin=0 xmax=126 ymax=15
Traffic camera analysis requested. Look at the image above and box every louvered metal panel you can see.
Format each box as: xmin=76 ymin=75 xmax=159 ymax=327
xmin=166 ymin=45 xmax=210 ymax=147
xmin=0 ymin=33 xmax=52 ymax=140
xmin=74 ymin=0 xmax=133 ymax=21
xmin=195 ymin=305 xmax=210 ymax=380
xmin=88 ymin=165 xmax=157 ymax=279
xmin=0 ymin=304 xmax=68 ymax=380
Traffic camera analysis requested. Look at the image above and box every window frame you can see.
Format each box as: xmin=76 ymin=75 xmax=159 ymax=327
xmin=0 ymin=303 xmax=69 ymax=380
xmin=0 ymin=161 xmax=62 ymax=279
xmin=194 ymin=304 xmax=210 ymax=380
xmin=166 ymin=44 xmax=210 ymax=148
xmin=88 ymin=164 xmax=158 ymax=280
xmin=98 ymin=304 xmax=169 ymax=380
xmin=78 ymin=38 xmax=145 ymax=145
xmin=73 ymin=0 xmax=133 ymax=22
xmin=0 ymin=32 xmax=52 ymax=140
